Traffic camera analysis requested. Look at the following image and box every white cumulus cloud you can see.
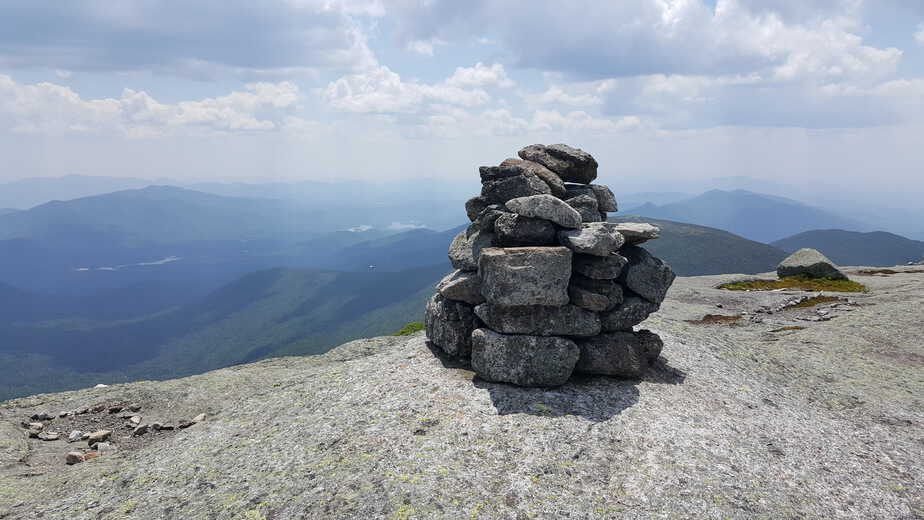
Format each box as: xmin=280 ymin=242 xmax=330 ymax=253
xmin=0 ymin=75 xmax=302 ymax=137
xmin=323 ymin=64 xmax=509 ymax=113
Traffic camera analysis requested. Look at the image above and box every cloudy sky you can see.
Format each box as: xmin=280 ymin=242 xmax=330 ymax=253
xmin=1 ymin=0 xmax=922 ymax=200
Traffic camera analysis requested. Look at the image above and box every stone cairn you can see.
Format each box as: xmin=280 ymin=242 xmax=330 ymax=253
xmin=425 ymin=144 xmax=676 ymax=387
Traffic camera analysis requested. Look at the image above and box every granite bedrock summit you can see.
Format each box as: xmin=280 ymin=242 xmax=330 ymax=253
xmin=425 ymin=144 xmax=675 ymax=387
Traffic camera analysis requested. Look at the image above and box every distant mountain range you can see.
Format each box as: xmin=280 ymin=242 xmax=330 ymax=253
xmin=624 ymin=189 xmax=863 ymax=243
xmin=4 ymin=178 xmax=921 ymax=400
xmin=772 ymin=230 xmax=924 ymax=267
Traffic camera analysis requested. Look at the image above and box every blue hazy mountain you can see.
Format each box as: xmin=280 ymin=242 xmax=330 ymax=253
xmin=0 ymin=175 xmax=155 ymax=209
xmin=623 ymin=189 xmax=863 ymax=243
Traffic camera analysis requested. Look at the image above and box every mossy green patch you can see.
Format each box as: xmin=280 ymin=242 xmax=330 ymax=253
xmin=786 ymin=296 xmax=844 ymax=309
xmin=719 ymin=276 xmax=867 ymax=293
xmin=394 ymin=322 xmax=425 ymax=336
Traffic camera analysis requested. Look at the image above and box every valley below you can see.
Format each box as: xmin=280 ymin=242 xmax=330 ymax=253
xmin=1 ymin=266 xmax=921 ymax=519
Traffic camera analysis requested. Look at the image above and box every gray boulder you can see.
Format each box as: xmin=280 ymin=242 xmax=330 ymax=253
xmin=558 ymin=222 xmax=625 ymax=256
xmin=480 ymin=164 xmax=551 ymax=204
xmin=589 ymin=185 xmax=618 ymax=212
xmin=465 ymin=196 xmax=489 ymax=222
xmin=499 ymin=158 xmax=567 ymax=198
xmin=505 ymin=194 xmax=582 ymax=229
xmin=570 ymin=274 xmax=624 ymax=311
xmin=474 ymin=304 xmax=601 ymax=337
xmin=493 ymin=213 xmax=556 ymax=247
xmin=566 ymin=194 xmax=602 ymax=223
xmin=436 ymin=270 xmax=485 ymax=305
xmin=448 ymin=226 xmax=494 ymax=272
xmin=599 ymin=296 xmax=660 ymax=332
xmin=574 ymin=330 xmax=663 ymax=378
xmin=518 ymin=144 xmax=598 ymax=184
xmin=564 ymin=183 xmax=616 ymax=212
xmin=777 ymin=248 xmax=848 ymax=280
xmin=572 ymin=253 xmax=628 ymax=280
xmin=479 ymin=247 xmax=571 ymax=306
xmin=471 ymin=328 xmax=579 ymax=387
xmin=618 ymin=245 xmax=676 ymax=304
xmin=471 ymin=204 xmax=508 ymax=232
xmin=568 ymin=285 xmax=610 ymax=312
xmin=424 ymin=294 xmax=479 ymax=358
xmin=613 ymin=223 xmax=660 ymax=245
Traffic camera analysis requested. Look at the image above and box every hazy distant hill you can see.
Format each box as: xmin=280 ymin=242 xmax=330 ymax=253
xmin=624 ymin=189 xmax=861 ymax=243
xmin=0 ymin=209 xmax=18 ymax=216
xmin=0 ymin=264 xmax=448 ymax=400
xmin=0 ymin=175 xmax=154 ymax=209
xmin=610 ymin=216 xmax=788 ymax=275
xmin=772 ymin=230 xmax=924 ymax=267
xmin=0 ymin=186 xmax=392 ymax=295
xmin=0 ymin=185 xmax=324 ymax=247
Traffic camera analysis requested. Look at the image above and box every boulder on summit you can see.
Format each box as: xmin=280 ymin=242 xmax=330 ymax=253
xmin=777 ymin=248 xmax=848 ymax=280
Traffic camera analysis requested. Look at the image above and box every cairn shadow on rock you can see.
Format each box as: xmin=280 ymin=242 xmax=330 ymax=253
xmin=429 ymin=340 xmax=685 ymax=422
xmin=472 ymin=376 xmax=640 ymax=422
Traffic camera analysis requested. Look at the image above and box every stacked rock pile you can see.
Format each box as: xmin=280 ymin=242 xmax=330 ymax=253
xmin=425 ymin=144 xmax=676 ymax=387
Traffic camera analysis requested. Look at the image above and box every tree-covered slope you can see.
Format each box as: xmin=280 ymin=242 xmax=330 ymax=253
xmin=0 ymin=263 xmax=449 ymax=400
xmin=610 ymin=216 xmax=789 ymax=275
xmin=772 ymin=229 xmax=924 ymax=266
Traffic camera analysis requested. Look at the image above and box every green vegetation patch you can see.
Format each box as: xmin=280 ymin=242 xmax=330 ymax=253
xmin=719 ymin=276 xmax=868 ymax=293
xmin=786 ymin=296 xmax=844 ymax=309
xmin=394 ymin=322 xmax=425 ymax=336
xmin=856 ymin=268 xmax=924 ymax=276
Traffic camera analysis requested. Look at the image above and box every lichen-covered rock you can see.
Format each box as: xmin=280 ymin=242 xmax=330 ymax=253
xmin=518 ymin=144 xmax=598 ymax=184
xmin=574 ymin=330 xmax=663 ymax=378
xmin=566 ymin=194 xmax=602 ymax=223
xmin=613 ymin=222 xmax=660 ymax=245
xmin=424 ymin=294 xmax=479 ymax=358
xmin=479 ymin=164 xmax=552 ymax=204
xmin=479 ymin=247 xmax=571 ymax=306
xmin=572 ymin=253 xmax=628 ymax=280
xmin=436 ymin=270 xmax=485 ymax=305
xmin=619 ymin=245 xmax=676 ymax=304
xmin=448 ymin=226 xmax=494 ymax=272
xmin=599 ymin=295 xmax=660 ymax=332
xmin=570 ymin=274 xmax=624 ymax=311
xmin=777 ymin=248 xmax=848 ymax=280
xmin=471 ymin=328 xmax=579 ymax=387
xmin=474 ymin=304 xmax=601 ymax=337
xmin=499 ymin=158 xmax=567 ymax=199
xmin=493 ymin=213 xmax=556 ymax=247
xmin=558 ymin=222 xmax=625 ymax=256
xmin=505 ymin=194 xmax=582 ymax=229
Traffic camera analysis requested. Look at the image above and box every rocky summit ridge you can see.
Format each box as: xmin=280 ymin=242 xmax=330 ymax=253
xmin=1 ymin=266 xmax=922 ymax=519
xmin=428 ymin=144 xmax=675 ymax=387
